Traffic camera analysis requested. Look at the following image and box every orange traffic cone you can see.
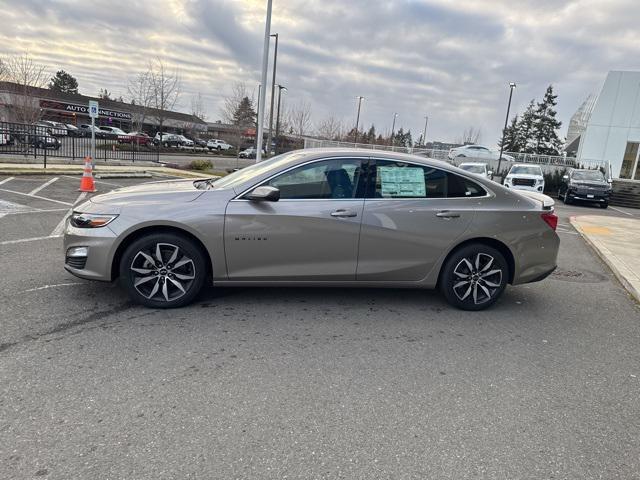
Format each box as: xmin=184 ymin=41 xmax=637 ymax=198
xmin=78 ymin=156 xmax=96 ymax=192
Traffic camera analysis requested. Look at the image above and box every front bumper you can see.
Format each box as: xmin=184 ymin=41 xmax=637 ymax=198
xmin=63 ymin=220 xmax=118 ymax=281
xmin=506 ymin=183 xmax=545 ymax=192
xmin=567 ymin=191 xmax=610 ymax=203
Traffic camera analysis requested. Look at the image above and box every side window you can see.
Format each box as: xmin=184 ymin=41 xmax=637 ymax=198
xmin=371 ymin=160 xmax=486 ymax=198
xmin=265 ymin=158 xmax=365 ymax=199
xmin=447 ymin=173 xmax=487 ymax=198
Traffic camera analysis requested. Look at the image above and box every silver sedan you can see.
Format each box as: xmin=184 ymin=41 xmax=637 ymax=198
xmin=63 ymin=149 xmax=560 ymax=310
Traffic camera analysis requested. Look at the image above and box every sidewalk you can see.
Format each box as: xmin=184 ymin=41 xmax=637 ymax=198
xmin=0 ymin=162 xmax=209 ymax=179
xmin=571 ymin=215 xmax=640 ymax=303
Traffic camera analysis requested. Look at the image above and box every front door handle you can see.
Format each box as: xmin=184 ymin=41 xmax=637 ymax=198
xmin=436 ymin=210 xmax=460 ymax=219
xmin=331 ymin=209 xmax=357 ymax=218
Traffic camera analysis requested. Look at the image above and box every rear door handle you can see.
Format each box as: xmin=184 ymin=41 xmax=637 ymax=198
xmin=436 ymin=211 xmax=460 ymax=219
xmin=331 ymin=209 xmax=357 ymax=218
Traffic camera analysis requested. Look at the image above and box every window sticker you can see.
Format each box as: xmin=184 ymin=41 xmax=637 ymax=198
xmin=379 ymin=166 xmax=426 ymax=197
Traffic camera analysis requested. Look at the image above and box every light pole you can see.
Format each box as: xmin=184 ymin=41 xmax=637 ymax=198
xmin=390 ymin=112 xmax=398 ymax=147
xmin=255 ymin=0 xmax=273 ymax=163
xmin=353 ymin=96 xmax=364 ymax=144
xmin=496 ymin=82 xmax=516 ymax=179
xmin=422 ymin=115 xmax=429 ymax=147
xmin=266 ymin=33 xmax=278 ymax=156
xmin=274 ymin=84 xmax=287 ymax=154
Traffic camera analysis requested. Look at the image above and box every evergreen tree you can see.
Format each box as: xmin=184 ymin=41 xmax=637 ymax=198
xmin=366 ymin=124 xmax=376 ymax=144
xmin=533 ymin=85 xmax=563 ymax=155
xmin=498 ymin=115 xmax=520 ymax=152
xmin=49 ymin=70 xmax=79 ymax=94
xmin=232 ymin=96 xmax=256 ymax=127
xmin=517 ymin=100 xmax=537 ymax=154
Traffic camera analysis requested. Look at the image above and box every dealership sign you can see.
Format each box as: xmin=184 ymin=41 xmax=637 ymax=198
xmin=39 ymin=100 xmax=133 ymax=120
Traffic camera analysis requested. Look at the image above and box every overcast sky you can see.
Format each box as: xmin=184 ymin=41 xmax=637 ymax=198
xmin=1 ymin=0 xmax=639 ymax=144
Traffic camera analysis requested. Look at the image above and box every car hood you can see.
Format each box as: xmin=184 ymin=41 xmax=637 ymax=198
xmin=89 ymin=179 xmax=207 ymax=206
xmin=508 ymin=173 xmax=543 ymax=179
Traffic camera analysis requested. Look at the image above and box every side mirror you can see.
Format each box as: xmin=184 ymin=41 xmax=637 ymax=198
xmin=246 ymin=185 xmax=280 ymax=202
xmin=562 ymin=175 xmax=569 ymax=180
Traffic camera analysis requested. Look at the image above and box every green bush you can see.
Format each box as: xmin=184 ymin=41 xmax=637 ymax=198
xmin=188 ymin=159 xmax=213 ymax=171
xmin=543 ymin=168 xmax=567 ymax=195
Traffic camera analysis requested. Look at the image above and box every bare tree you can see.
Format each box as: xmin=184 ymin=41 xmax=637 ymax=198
xmin=1 ymin=54 xmax=48 ymax=124
xmin=146 ymin=59 xmax=181 ymax=141
xmin=316 ymin=115 xmax=343 ymax=140
xmin=287 ymin=99 xmax=312 ymax=138
xmin=457 ymin=126 xmax=482 ymax=145
xmin=127 ymin=70 xmax=153 ymax=132
xmin=191 ymin=92 xmax=207 ymax=122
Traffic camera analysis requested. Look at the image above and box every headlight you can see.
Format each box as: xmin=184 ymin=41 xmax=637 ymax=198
xmin=70 ymin=212 xmax=118 ymax=228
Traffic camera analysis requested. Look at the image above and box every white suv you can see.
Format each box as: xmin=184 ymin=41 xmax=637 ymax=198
xmin=448 ymin=144 xmax=514 ymax=162
xmin=207 ymin=139 xmax=232 ymax=151
xmin=458 ymin=162 xmax=492 ymax=179
xmin=504 ymin=164 xmax=545 ymax=192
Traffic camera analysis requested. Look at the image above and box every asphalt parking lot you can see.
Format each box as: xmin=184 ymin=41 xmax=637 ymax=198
xmin=1 ymin=175 xmax=639 ymax=479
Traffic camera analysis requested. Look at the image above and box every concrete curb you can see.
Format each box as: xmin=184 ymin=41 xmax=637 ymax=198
xmin=0 ymin=166 xmax=208 ymax=179
xmin=570 ymin=216 xmax=640 ymax=303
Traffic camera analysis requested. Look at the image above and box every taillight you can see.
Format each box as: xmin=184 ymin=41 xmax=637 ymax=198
xmin=541 ymin=211 xmax=558 ymax=231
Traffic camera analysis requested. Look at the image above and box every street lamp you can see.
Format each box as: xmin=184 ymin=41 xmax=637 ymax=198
xmin=255 ymin=0 xmax=273 ymax=163
xmin=496 ymin=82 xmax=516 ymax=179
xmin=266 ymin=33 xmax=279 ymax=157
xmin=274 ymin=84 xmax=287 ymax=155
xmin=390 ymin=112 xmax=398 ymax=146
xmin=354 ymin=96 xmax=364 ymax=144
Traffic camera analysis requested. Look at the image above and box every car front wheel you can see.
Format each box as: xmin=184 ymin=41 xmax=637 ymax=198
xmin=440 ymin=244 xmax=508 ymax=311
xmin=119 ymin=233 xmax=207 ymax=308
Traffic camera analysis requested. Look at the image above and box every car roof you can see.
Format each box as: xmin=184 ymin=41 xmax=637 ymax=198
xmin=458 ymin=162 xmax=487 ymax=166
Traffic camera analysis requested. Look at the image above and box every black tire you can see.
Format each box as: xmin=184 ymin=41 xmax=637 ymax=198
xmin=439 ymin=243 xmax=508 ymax=311
xmin=600 ymin=202 xmax=608 ymax=209
xmin=163 ymin=142 xmax=169 ymax=148
xmin=217 ymin=146 xmax=221 ymax=151
xmin=36 ymin=141 xmax=44 ymax=149
xmin=564 ymin=191 xmax=572 ymax=204
xmin=119 ymin=233 xmax=207 ymax=308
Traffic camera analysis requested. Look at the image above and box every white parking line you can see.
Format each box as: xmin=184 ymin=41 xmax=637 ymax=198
xmin=609 ymin=206 xmax=634 ymax=216
xmin=0 ymin=188 xmax=72 ymax=206
xmin=18 ymin=282 xmax=83 ymax=294
xmin=61 ymin=175 xmax=123 ymax=188
xmin=50 ymin=192 xmax=87 ymax=237
xmin=28 ymin=177 xmax=59 ymax=196
xmin=0 ymin=235 xmax=61 ymax=246
xmin=0 ymin=177 xmax=15 ymax=185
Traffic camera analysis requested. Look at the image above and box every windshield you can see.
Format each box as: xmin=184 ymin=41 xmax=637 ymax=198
xmin=211 ymin=152 xmax=307 ymax=190
xmin=460 ymin=165 xmax=485 ymax=174
xmin=510 ymin=166 xmax=542 ymax=176
xmin=572 ymin=170 xmax=605 ymax=181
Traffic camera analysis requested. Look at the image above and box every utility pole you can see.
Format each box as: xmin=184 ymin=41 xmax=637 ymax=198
xmin=266 ymin=33 xmax=278 ymax=157
xmin=354 ymin=96 xmax=364 ymax=145
xmin=390 ymin=112 xmax=398 ymax=147
xmin=274 ymin=84 xmax=286 ymax=155
xmin=254 ymin=84 xmax=261 ymax=150
xmin=496 ymin=82 xmax=516 ymax=180
xmin=255 ymin=0 xmax=273 ymax=163
xmin=422 ymin=115 xmax=428 ymax=147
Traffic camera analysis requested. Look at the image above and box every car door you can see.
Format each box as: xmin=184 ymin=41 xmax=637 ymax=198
xmin=224 ymin=157 xmax=368 ymax=281
xmin=357 ymin=159 xmax=482 ymax=281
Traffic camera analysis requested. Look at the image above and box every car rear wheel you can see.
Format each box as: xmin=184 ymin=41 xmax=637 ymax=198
xmin=440 ymin=244 xmax=508 ymax=311
xmin=119 ymin=233 xmax=207 ymax=308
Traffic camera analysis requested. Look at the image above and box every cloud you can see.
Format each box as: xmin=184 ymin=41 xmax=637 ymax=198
xmin=0 ymin=0 xmax=638 ymax=144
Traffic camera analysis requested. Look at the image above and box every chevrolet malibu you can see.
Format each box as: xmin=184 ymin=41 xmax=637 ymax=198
xmin=63 ymin=149 xmax=559 ymax=311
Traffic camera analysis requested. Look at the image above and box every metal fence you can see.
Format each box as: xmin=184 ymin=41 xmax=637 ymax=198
xmin=303 ymin=138 xmax=579 ymax=167
xmin=0 ymin=121 xmax=160 ymax=165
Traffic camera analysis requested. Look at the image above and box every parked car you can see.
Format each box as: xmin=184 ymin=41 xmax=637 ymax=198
xmin=118 ymin=131 xmax=153 ymax=146
xmin=458 ymin=162 xmax=492 ymax=179
xmin=177 ymin=135 xmax=195 ymax=148
xmin=36 ymin=120 xmax=67 ymax=137
xmin=63 ymin=149 xmax=559 ymax=311
xmin=30 ymin=134 xmax=61 ymax=150
xmin=503 ymin=164 xmax=545 ymax=192
xmin=558 ymin=169 xmax=611 ymax=208
xmin=79 ymin=124 xmax=107 ymax=138
xmin=65 ymin=124 xmax=83 ymax=137
xmin=189 ymin=138 xmax=207 ymax=148
xmin=239 ymin=147 xmax=265 ymax=158
xmin=99 ymin=126 xmax=128 ymax=138
xmin=207 ymin=139 xmax=233 ymax=151
xmin=153 ymin=132 xmax=182 ymax=147
xmin=449 ymin=145 xmax=514 ymax=162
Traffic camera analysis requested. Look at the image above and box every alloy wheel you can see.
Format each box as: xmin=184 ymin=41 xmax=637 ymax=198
xmin=452 ymin=253 xmax=503 ymax=305
xmin=130 ymin=242 xmax=196 ymax=302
